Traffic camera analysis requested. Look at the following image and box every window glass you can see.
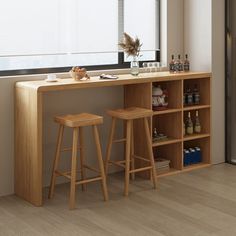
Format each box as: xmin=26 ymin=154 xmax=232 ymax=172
xmin=124 ymin=0 xmax=157 ymax=61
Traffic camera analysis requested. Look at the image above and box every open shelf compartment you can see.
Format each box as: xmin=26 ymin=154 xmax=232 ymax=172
xmin=153 ymin=142 xmax=183 ymax=176
xmin=184 ymin=77 xmax=210 ymax=107
xmin=152 ymin=112 xmax=182 ymax=147
xmin=152 ymin=80 xmax=182 ymax=111
xmin=183 ymin=108 xmax=210 ymax=139
xmin=183 ymin=137 xmax=211 ymax=169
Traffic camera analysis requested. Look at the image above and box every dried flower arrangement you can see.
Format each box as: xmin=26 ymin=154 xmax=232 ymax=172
xmin=119 ymin=32 xmax=142 ymax=58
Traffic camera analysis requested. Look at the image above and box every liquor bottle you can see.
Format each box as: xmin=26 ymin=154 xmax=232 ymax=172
xmin=193 ymin=84 xmax=200 ymax=105
xmin=186 ymin=112 xmax=193 ymax=135
xmin=169 ymin=55 xmax=175 ymax=73
xmin=177 ymin=54 xmax=183 ymax=72
xmin=194 ymin=111 xmax=201 ymax=133
xmin=186 ymin=86 xmax=193 ymax=105
xmin=183 ymin=122 xmax=186 ymax=136
xmin=184 ymin=54 xmax=190 ymax=72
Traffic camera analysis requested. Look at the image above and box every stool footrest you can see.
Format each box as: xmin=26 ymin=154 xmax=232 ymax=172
xmin=76 ymin=177 xmax=102 ymax=185
xmin=61 ymin=146 xmax=82 ymax=152
xmin=83 ymin=164 xmax=100 ymax=173
xmin=55 ymin=170 xmax=72 ymax=179
xmin=133 ymin=155 xmax=151 ymax=163
xmin=113 ymin=138 xmax=126 ymax=143
xmin=129 ymin=166 xmax=152 ymax=174
xmin=109 ymin=160 xmax=126 ymax=168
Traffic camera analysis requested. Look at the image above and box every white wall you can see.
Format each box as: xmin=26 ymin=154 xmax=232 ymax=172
xmin=184 ymin=0 xmax=225 ymax=164
xmin=211 ymin=0 xmax=225 ymax=164
xmin=161 ymin=0 xmax=184 ymax=63
xmin=184 ymin=0 xmax=212 ymax=71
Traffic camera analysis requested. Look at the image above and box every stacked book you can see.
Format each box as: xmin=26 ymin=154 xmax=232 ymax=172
xmin=155 ymin=158 xmax=170 ymax=174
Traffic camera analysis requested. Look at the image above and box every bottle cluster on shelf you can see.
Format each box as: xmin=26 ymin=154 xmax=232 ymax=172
xmin=184 ymin=147 xmax=202 ymax=166
xmin=184 ymin=111 xmax=201 ymax=136
xmin=169 ymin=54 xmax=190 ymax=73
xmin=184 ymin=84 xmax=200 ymax=106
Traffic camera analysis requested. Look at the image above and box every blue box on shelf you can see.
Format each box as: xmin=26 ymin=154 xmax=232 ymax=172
xmin=184 ymin=147 xmax=202 ymax=166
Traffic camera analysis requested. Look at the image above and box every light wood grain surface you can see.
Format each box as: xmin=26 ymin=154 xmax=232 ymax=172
xmin=1 ymin=164 xmax=236 ymax=236
xmin=15 ymin=71 xmax=211 ymax=92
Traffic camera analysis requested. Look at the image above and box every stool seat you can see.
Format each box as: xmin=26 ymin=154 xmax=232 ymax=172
xmin=107 ymin=107 xmax=153 ymax=120
xmin=55 ymin=113 xmax=103 ymax=128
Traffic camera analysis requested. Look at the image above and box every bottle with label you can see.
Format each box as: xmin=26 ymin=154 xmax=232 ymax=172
xmin=184 ymin=54 xmax=190 ymax=72
xmin=177 ymin=55 xmax=183 ymax=72
xmin=193 ymin=84 xmax=200 ymax=104
xmin=169 ymin=55 xmax=175 ymax=73
xmin=194 ymin=111 xmax=201 ymax=133
xmin=186 ymin=112 xmax=193 ymax=135
xmin=186 ymin=86 xmax=193 ymax=105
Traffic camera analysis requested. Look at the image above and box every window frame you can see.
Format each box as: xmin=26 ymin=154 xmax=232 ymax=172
xmin=0 ymin=0 xmax=160 ymax=76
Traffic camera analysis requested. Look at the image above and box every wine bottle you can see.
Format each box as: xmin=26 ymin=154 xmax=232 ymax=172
xmin=169 ymin=55 xmax=175 ymax=73
xmin=177 ymin=54 xmax=183 ymax=72
xmin=186 ymin=86 xmax=193 ymax=105
xmin=186 ymin=112 xmax=193 ymax=135
xmin=194 ymin=111 xmax=201 ymax=133
xmin=184 ymin=54 xmax=190 ymax=72
xmin=193 ymin=84 xmax=200 ymax=105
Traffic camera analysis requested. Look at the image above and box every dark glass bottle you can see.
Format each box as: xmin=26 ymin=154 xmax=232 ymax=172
xmin=169 ymin=55 xmax=175 ymax=73
xmin=186 ymin=86 xmax=193 ymax=105
xmin=177 ymin=54 xmax=183 ymax=72
xmin=184 ymin=54 xmax=190 ymax=72
xmin=193 ymin=84 xmax=200 ymax=104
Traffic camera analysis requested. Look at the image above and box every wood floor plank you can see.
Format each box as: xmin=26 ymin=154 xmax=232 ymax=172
xmin=1 ymin=164 xmax=236 ymax=236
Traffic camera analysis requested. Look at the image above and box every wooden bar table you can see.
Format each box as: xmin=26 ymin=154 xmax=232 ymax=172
xmin=14 ymin=71 xmax=211 ymax=206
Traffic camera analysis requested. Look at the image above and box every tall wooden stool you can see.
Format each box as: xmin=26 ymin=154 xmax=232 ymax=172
xmin=48 ymin=113 xmax=108 ymax=209
xmin=105 ymin=107 xmax=157 ymax=196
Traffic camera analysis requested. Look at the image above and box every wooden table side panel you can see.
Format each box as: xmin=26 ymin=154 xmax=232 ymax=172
xmin=124 ymin=82 xmax=152 ymax=178
xmin=15 ymin=87 xmax=43 ymax=206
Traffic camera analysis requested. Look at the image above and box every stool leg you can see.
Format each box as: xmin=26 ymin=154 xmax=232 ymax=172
xmin=93 ymin=125 xmax=109 ymax=201
xmin=105 ymin=117 xmax=116 ymax=175
xmin=124 ymin=120 xmax=132 ymax=196
xmin=69 ymin=128 xmax=79 ymax=210
xmin=48 ymin=125 xmax=64 ymax=199
xmin=79 ymin=127 xmax=86 ymax=191
xmin=130 ymin=120 xmax=135 ymax=180
xmin=144 ymin=117 xmax=157 ymax=189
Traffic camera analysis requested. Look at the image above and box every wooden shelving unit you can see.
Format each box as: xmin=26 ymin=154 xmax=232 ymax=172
xmin=151 ymin=75 xmax=211 ymax=177
xmin=123 ymin=72 xmax=211 ymax=179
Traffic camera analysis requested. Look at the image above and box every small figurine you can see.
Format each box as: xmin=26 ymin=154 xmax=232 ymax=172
xmin=152 ymin=85 xmax=168 ymax=111
xmin=69 ymin=66 xmax=90 ymax=81
xmin=153 ymin=128 xmax=158 ymax=141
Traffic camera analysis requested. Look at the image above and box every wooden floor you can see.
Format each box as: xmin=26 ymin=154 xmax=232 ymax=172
xmin=2 ymin=164 xmax=236 ymax=235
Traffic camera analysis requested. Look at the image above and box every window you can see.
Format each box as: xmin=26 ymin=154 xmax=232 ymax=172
xmin=0 ymin=0 xmax=160 ymax=76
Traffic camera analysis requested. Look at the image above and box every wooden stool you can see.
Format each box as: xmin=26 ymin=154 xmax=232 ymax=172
xmin=48 ymin=113 xmax=108 ymax=209
xmin=105 ymin=107 xmax=157 ymax=196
